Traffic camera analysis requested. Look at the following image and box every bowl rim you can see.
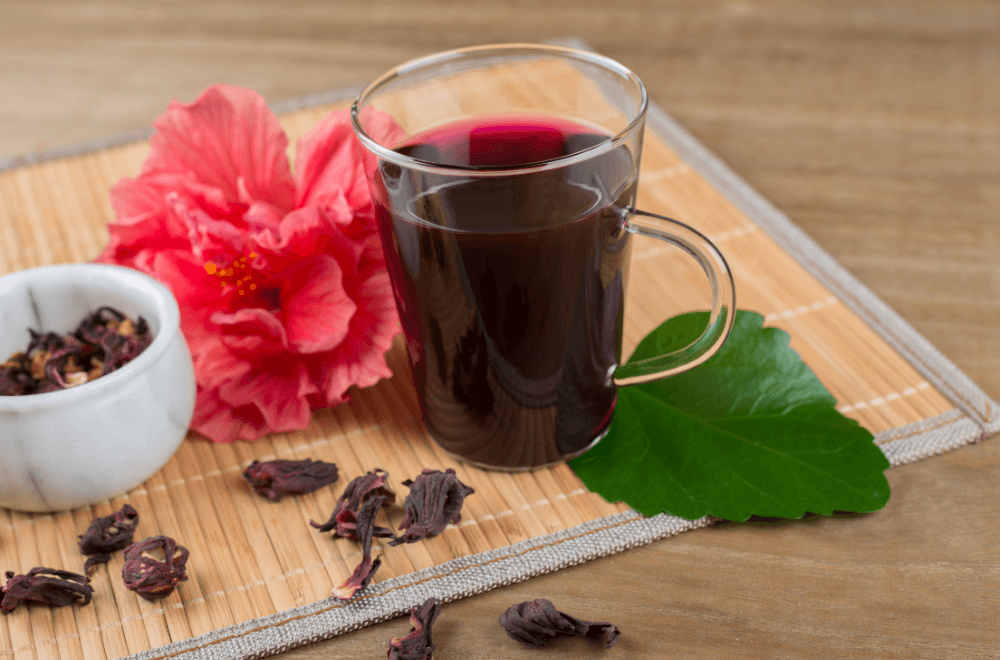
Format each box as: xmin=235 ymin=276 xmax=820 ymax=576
xmin=0 ymin=263 xmax=182 ymax=412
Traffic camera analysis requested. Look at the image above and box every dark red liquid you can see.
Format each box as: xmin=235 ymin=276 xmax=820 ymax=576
xmin=374 ymin=115 xmax=635 ymax=468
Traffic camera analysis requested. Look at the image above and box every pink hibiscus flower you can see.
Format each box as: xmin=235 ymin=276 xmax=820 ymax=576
xmin=98 ymin=84 xmax=402 ymax=442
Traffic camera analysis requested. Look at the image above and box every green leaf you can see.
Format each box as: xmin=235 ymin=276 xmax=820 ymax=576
xmin=569 ymin=311 xmax=890 ymax=521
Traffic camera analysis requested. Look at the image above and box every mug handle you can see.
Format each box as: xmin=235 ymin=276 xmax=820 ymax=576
xmin=613 ymin=208 xmax=737 ymax=387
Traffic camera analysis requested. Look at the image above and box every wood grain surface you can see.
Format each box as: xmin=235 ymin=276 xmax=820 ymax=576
xmin=2 ymin=1 xmax=997 ymax=658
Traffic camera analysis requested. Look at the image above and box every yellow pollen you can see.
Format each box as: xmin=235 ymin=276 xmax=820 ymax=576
xmin=204 ymin=263 xmax=217 ymax=275
xmin=249 ymin=284 xmax=256 ymax=290
xmin=239 ymin=290 xmax=245 ymax=295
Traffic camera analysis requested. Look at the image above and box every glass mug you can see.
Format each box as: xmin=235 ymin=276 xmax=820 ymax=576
xmin=352 ymin=44 xmax=736 ymax=470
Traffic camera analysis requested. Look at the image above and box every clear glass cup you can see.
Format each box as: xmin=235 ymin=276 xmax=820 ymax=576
xmin=353 ymin=43 xmax=736 ymax=470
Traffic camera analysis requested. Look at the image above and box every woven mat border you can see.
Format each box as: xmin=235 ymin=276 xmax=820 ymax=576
xmin=2 ymin=37 xmax=996 ymax=660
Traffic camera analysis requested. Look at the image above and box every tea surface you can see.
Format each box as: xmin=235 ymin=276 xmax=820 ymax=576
xmin=376 ymin=115 xmax=636 ymax=468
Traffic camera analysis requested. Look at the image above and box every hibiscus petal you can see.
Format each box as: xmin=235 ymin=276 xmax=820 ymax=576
xmin=142 ymin=249 xmax=227 ymax=372
xmin=217 ymin=359 xmax=317 ymax=433
xmin=250 ymin=206 xmax=325 ymax=261
xmin=189 ymin=388 xmax=248 ymax=444
xmin=192 ymin=340 xmax=252 ymax=392
xmin=281 ymin=255 xmax=358 ymax=354
xmin=296 ymin=108 xmax=404 ymax=215
xmin=168 ymin=192 xmax=247 ymax=262
xmin=99 ymin=175 xmax=214 ymax=265
xmin=242 ymin=200 xmax=284 ymax=234
xmin=190 ymin=388 xmax=271 ymax=443
xmin=321 ymin=267 xmax=400 ymax=399
xmin=211 ymin=307 xmax=288 ymax=356
xmin=295 ymin=110 xmax=365 ymax=212
xmin=112 ymin=172 xmax=233 ymax=222
xmin=150 ymin=250 xmax=219 ymax=327
xmin=250 ymin=205 xmax=361 ymax=275
xmin=144 ymin=85 xmax=296 ymax=213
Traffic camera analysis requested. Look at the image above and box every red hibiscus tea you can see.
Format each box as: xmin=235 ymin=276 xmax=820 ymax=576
xmin=374 ymin=115 xmax=636 ymax=468
xmin=357 ymin=45 xmax=736 ymax=470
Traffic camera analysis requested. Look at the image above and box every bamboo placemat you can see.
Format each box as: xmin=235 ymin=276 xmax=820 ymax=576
xmin=1 ymin=40 xmax=997 ymax=660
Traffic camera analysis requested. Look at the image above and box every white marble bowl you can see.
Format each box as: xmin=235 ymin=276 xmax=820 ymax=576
xmin=0 ymin=264 xmax=196 ymax=512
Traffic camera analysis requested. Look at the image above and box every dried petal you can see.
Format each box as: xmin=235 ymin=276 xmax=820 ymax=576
xmin=331 ymin=494 xmax=384 ymax=601
xmin=117 ymin=319 xmax=136 ymax=336
xmin=390 ymin=469 xmax=474 ymax=546
xmin=243 ymin=458 xmax=339 ymax=501
xmin=0 ymin=355 xmax=32 ymax=396
xmin=1 ymin=308 xmax=153 ymax=396
xmin=311 ymin=468 xmax=395 ymax=539
xmin=78 ymin=504 xmax=140 ymax=574
xmin=387 ymin=597 xmax=442 ymax=660
xmin=1 ymin=568 xmax=93 ymax=611
xmin=499 ymin=598 xmax=621 ymax=649
xmin=121 ymin=536 xmax=189 ymax=601
xmin=30 ymin=349 xmax=50 ymax=380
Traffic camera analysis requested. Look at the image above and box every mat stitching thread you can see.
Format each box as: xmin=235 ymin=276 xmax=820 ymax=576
xmin=764 ymin=297 xmax=838 ymax=322
xmin=640 ymin=163 xmax=692 ymax=182
xmin=632 ymin=224 xmax=757 ymax=261
xmin=837 ymin=382 xmax=931 ymax=414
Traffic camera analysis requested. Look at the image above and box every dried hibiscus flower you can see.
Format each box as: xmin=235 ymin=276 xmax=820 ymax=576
xmin=243 ymin=458 xmax=339 ymax=501
xmin=387 ymin=596 xmax=442 ymax=660
xmin=311 ymin=468 xmax=395 ymax=539
xmin=75 ymin=307 xmax=154 ymax=375
xmin=499 ymin=598 xmax=621 ymax=649
xmin=0 ymin=307 xmax=153 ymax=396
xmin=390 ymin=469 xmax=474 ymax=546
xmin=1 ymin=568 xmax=94 ymax=612
xmin=121 ymin=536 xmax=189 ymax=601
xmin=332 ymin=494 xmax=385 ymax=601
xmin=79 ymin=504 xmax=140 ymax=574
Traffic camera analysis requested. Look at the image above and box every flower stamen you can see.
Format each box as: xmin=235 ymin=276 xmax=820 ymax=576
xmin=204 ymin=252 xmax=272 ymax=305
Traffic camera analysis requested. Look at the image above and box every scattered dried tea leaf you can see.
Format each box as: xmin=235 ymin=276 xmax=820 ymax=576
xmin=0 ymin=306 xmax=153 ymax=396
xmin=390 ymin=469 xmax=474 ymax=546
xmin=79 ymin=504 xmax=140 ymax=574
xmin=1 ymin=568 xmax=94 ymax=612
xmin=243 ymin=458 xmax=339 ymax=501
xmin=388 ymin=597 xmax=442 ymax=660
xmin=311 ymin=468 xmax=395 ymax=539
xmin=499 ymin=598 xmax=621 ymax=649
xmin=122 ymin=536 xmax=189 ymax=601
xmin=332 ymin=494 xmax=385 ymax=601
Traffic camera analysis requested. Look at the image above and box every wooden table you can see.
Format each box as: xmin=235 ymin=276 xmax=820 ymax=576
xmin=3 ymin=1 xmax=997 ymax=657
